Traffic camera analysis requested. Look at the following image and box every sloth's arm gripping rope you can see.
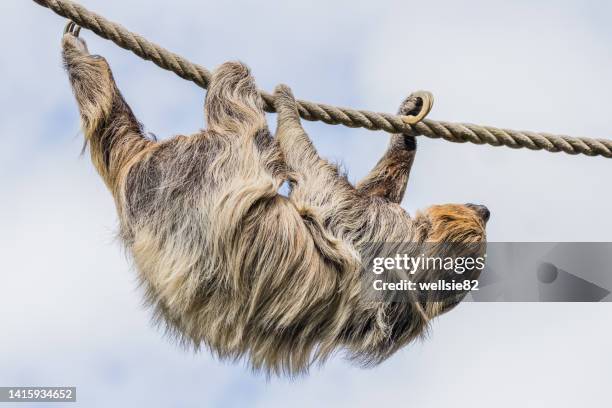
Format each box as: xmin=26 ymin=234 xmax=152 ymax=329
xmin=33 ymin=0 xmax=612 ymax=158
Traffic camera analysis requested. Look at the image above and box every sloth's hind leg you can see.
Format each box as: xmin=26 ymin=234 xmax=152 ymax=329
xmin=273 ymin=85 xmax=363 ymax=231
xmin=204 ymin=62 xmax=267 ymax=136
xmin=204 ymin=62 xmax=285 ymax=177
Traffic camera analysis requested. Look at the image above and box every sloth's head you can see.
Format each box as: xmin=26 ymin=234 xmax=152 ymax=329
xmin=416 ymin=203 xmax=489 ymax=318
xmin=424 ymin=203 xmax=489 ymax=243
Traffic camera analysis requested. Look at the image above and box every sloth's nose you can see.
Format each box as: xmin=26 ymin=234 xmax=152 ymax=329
xmin=466 ymin=203 xmax=490 ymax=222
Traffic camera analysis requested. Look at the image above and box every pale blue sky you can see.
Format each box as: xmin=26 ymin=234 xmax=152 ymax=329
xmin=1 ymin=0 xmax=611 ymax=407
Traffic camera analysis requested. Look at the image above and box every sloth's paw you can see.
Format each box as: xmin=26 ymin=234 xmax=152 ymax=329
xmin=273 ymin=84 xmax=297 ymax=108
xmin=62 ymin=35 xmax=91 ymax=66
xmin=62 ymin=26 xmax=108 ymax=72
xmin=62 ymin=22 xmax=90 ymax=55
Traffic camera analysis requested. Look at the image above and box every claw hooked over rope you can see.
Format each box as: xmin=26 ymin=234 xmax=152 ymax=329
xmin=401 ymin=91 xmax=434 ymax=125
xmin=64 ymin=20 xmax=81 ymax=37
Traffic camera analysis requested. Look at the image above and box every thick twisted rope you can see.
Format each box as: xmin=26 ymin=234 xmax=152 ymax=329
xmin=34 ymin=0 xmax=612 ymax=158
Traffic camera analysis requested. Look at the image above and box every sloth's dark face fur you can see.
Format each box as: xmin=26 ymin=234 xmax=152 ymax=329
xmin=62 ymin=32 xmax=488 ymax=376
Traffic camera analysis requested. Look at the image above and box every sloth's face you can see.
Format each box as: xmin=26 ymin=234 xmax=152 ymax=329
xmin=424 ymin=203 xmax=489 ymax=243
xmin=419 ymin=203 xmax=489 ymax=318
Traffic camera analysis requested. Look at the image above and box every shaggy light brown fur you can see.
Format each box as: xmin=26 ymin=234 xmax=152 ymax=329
xmin=62 ymin=31 xmax=489 ymax=376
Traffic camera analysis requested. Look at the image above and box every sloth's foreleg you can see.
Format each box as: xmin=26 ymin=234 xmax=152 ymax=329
xmin=62 ymin=31 xmax=152 ymax=193
xmin=355 ymin=95 xmax=421 ymax=204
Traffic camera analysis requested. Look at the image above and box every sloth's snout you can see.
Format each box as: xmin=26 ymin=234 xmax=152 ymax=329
xmin=466 ymin=203 xmax=490 ymax=222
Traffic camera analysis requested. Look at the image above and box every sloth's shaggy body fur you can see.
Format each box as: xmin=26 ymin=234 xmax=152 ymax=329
xmin=62 ymin=33 xmax=488 ymax=375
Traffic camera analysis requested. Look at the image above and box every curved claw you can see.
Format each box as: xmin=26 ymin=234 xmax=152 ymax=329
xmin=64 ymin=20 xmax=81 ymax=37
xmin=401 ymin=90 xmax=434 ymax=125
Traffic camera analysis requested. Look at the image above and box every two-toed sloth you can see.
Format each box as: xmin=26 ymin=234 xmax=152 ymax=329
xmin=62 ymin=28 xmax=489 ymax=375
